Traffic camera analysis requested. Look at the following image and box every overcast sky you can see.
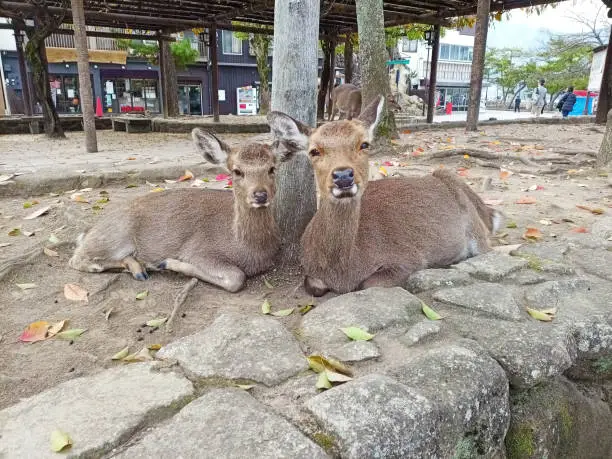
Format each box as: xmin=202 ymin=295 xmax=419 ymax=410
xmin=487 ymin=0 xmax=611 ymax=48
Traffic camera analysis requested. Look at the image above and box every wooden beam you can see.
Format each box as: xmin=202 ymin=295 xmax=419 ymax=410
xmin=466 ymin=0 xmax=490 ymax=131
xmin=210 ymin=27 xmax=220 ymax=122
xmin=426 ymin=25 xmax=440 ymax=124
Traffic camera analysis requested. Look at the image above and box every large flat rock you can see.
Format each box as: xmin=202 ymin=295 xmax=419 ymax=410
xmin=511 ymin=242 xmax=570 ymax=263
xmin=116 ymin=388 xmax=329 ymax=459
xmin=570 ymin=248 xmax=612 ymax=281
xmin=157 ymin=312 xmax=307 ymax=386
xmin=405 ymin=268 xmax=472 ymax=293
xmin=305 ymin=374 xmax=438 ymax=459
xmin=453 ymin=252 xmax=528 ymax=281
xmin=0 ymin=363 xmax=193 ymax=459
xmin=433 ymin=282 xmax=523 ymax=321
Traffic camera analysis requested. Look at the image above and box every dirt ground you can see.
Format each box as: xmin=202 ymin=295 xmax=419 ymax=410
xmin=1 ymin=122 xmax=611 ymax=410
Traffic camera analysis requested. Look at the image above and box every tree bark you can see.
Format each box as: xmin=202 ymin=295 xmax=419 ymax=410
xmin=161 ymin=38 xmax=179 ymax=117
xmin=271 ymin=0 xmax=319 ymax=264
xmin=326 ymin=36 xmax=337 ymax=116
xmin=598 ymin=108 xmax=612 ymax=166
xmin=251 ymin=33 xmax=271 ymax=114
xmin=426 ymin=25 xmax=441 ymax=124
xmin=595 ymin=26 xmax=612 ymax=124
xmin=317 ymin=39 xmax=332 ymax=120
xmin=209 ymin=28 xmax=220 ymax=122
xmin=355 ymin=0 xmax=397 ymax=139
xmin=71 ymin=0 xmax=97 ymax=152
xmin=507 ymin=83 xmax=526 ymax=109
xmin=14 ymin=30 xmax=32 ymax=116
xmin=466 ymin=0 xmax=491 ymax=131
xmin=344 ymin=33 xmax=353 ymax=84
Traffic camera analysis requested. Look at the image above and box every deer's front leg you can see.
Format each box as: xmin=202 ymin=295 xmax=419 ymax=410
xmin=158 ymin=258 xmax=246 ymax=293
xmin=304 ymin=276 xmax=330 ymax=297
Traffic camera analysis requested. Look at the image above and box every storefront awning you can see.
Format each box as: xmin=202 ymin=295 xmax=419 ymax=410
xmin=45 ymin=48 xmax=127 ymax=65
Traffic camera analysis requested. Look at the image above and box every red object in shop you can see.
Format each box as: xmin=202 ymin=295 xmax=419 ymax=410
xmin=445 ymin=102 xmax=452 ymax=115
xmin=95 ymin=97 xmax=103 ymax=117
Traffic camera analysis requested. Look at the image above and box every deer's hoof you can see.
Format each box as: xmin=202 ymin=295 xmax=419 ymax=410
xmin=304 ymin=276 xmax=329 ymax=297
xmin=134 ymin=271 xmax=149 ymax=281
xmin=156 ymin=260 xmax=168 ymax=270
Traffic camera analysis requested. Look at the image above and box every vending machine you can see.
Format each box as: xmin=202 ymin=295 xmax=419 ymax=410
xmin=236 ymin=86 xmax=258 ymax=116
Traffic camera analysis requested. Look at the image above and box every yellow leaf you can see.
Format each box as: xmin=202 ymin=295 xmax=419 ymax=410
xmin=43 ymin=247 xmax=59 ymax=257
xmin=122 ymin=347 xmax=153 ymax=362
xmin=526 ymin=307 xmax=555 ymax=322
xmin=16 ymin=283 xmax=37 ymax=290
xmin=47 ymin=320 xmax=66 ymax=337
xmin=135 ymin=290 xmax=148 ymax=300
xmin=150 ymin=187 xmax=165 ymax=193
xmin=463 ymin=154 xmax=470 ymax=159
xmin=112 ymin=346 xmax=130 ymax=360
xmin=307 ymin=355 xmax=352 ymax=376
xmin=236 ymin=384 xmax=255 ymax=390
xmin=145 ymin=317 xmax=167 ymax=328
xmin=271 ymin=308 xmax=294 ymax=317
xmin=50 ymin=430 xmax=72 ymax=452
xmin=378 ymin=166 xmax=388 ymax=177
xmin=316 ymin=371 xmax=332 ymax=389
xmin=8 ymin=228 xmax=21 ymax=236
xmin=147 ymin=344 xmax=161 ymax=351
xmin=422 ymin=302 xmax=443 ymax=320
xmin=64 ymin=283 xmax=89 ymax=303
xmin=55 ymin=329 xmax=87 ymax=340
xmin=261 ymin=299 xmax=271 ymax=315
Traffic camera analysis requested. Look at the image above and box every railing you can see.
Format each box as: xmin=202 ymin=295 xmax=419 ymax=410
xmin=45 ymin=33 xmax=75 ymax=49
xmin=422 ymin=61 xmax=472 ymax=84
xmin=197 ymin=40 xmax=208 ymax=61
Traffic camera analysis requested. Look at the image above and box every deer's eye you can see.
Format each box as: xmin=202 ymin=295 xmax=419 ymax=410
xmin=360 ymin=142 xmax=370 ymax=150
xmin=233 ymin=169 xmax=243 ymax=177
xmin=309 ymin=148 xmax=321 ymax=157
xmin=268 ymin=167 xmax=276 ymax=175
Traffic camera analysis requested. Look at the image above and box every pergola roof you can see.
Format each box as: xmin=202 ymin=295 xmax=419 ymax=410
xmin=2 ymin=0 xmax=563 ymax=34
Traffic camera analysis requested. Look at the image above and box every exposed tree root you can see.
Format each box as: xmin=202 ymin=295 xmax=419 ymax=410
xmin=166 ymin=277 xmax=198 ymax=333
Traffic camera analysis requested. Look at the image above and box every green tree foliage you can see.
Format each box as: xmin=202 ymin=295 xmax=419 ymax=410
xmin=116 ymin=38 xmax=198 ymax=69
xmin=485 ymin=48 xmax=537 ymax=102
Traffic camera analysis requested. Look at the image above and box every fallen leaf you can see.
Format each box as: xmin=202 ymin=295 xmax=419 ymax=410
xmin=47 ymin=320 xmax=66 ymax=337
xmin=111 ymin=346 xmax=130 ymax=360
xmin=236 ymin=384 xmax=255 ymax=390
xmin=150 ymin=187 xmax=165 ymax=193
xmin=422 ymin=302 xmax=442 ymax=320
xmin=325 ymin=370 xmax=353 ymax=383
xmin=0 ymin=173 xmax=15 ymax=182
xmin=263 ymin=278 xmax=274 ymax=289
xmin=105 ymin=307 xmax=114 ymax=321
xmin=122 ymin=347 xmax=153 ymax=362
xmin=145 ymin=317 xmax=167 ymax=328
xmin=135 ymin=290 xmax=148 ymax=300
xmin=307 ymin=355 xmax=352 ymax=376
xmin=382 ymin=161 xmax=393 ymax=166
xmin=576 ymin=205 xmax=605 ymax=215
xmin=96 ymin=197 xmax=109 ymax=204
xmin=79 ymin=188 xmax=93 ymax=192
xmin=8 ymin=228 xmax=21 ymax=236
xmin=16 ymin=283 xmax=37 ymax=290
xmin=148 ymin=344 xmax=162 ymax=351
xmin=215 ymin=173 xmax=230 ymax=181
xmin=23 ymin=205 xmax=51 ymax=220
xmin=50 ymin=430 xmax=72 ymax=452
xmin=271 ymin=308 xmax=295 ymax=317
xmin=540 ymin=307 xmax=558 ymax=315
xmin=23 ymin=230 xmax=35 ymax=237
xmin=316 ymin=371 xmax=332 ymax=389
xmin=23 ymin=201 xmax=34 ymax=208
xmin=55 ymin=328 xmax=87 ymax=340
xmin=539 ymin=220 xmax=552 ymax=226
xmin=43 ymin=247 xmax=59 ymax=257
xmin=570 ymin=227 xmax=589 ymax=233
xmin=127 ymin=157 xmax=137 ymax=160
xmin=48 ymin=234 xmax=60 ymax=244
xmin=299 ymin=303 xmax=315 ymax=315
xmin=70 ymin=193 xmax=89 ymax=203
xmin=0 ymin=242 xmax=11 ymax=248
xmin=125 ymin=184 xmax=138 ymax=188
xmin=164 ymin=179 xmax=177 ymax=184
xmin=340 ymin=326 xmax=374 ymax=341
xmin=177 ymin=170 xmax=194 ymax=182
xmin=516 ymin=196 xmax=537 ymax=204
xmin=261 ymin=299 xmax=272 ymax=315
xmin=523 ymin=227 xmax=542 ymax=240
xmin=19 ymin=321 xmax=50 ymax=343
xmin=463 ymin=154 xmax=470 ymax=159
xmin=64 ymin=284 xmax=89 ymax=302
xmin=483 ymin=199 xmax=503 ymax=206
xmin=499 ymin=169 xmax=513 ymax=180
xmin=378 ymin=166 xmax=388 ymax=177
xmin=526 ymin=307 xmax=555 ymax=322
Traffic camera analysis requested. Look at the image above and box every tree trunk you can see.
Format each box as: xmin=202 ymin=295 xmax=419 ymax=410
xmin=507 ymin=83 xmax=526 ymax=109
xmin=71 ymin=0 xmax=97 ymax=152
xmin=596 ymin=27 xmax=612 ymax=125
xmin=252 ymin=34 xmax=271 ymax=114
xmin=326 ymin=36 xmax=337 ymax=116
xmin=271 ymin=0 xmax=319 ymax=264
xmin=426 ymin=25 xmax=441 ymax=124
xmin=161 ymin=38 xmax=179 ymax=117
xmin=14 ymin=30 xmax=32 ymax=116
xmin=598 ymin=109 xmax=612 ymax=166
xmin=466 ymin=0 xmax=491 ymax=131
xmin=344 ymin=33 xmax=353 ymax=84
xmin=549 ymin=91 xmax=561 ymax=111
xmin=25 ymin=24 xmax=65 ymax=138
xmin=317 ymin=39 xmax=332 ymax=120
xmin=355 ymin=0 xmax=397 ymax=139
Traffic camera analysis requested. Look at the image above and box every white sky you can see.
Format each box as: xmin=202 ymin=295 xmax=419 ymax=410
xmin=488 ymin=0 xmax=611 ymax=48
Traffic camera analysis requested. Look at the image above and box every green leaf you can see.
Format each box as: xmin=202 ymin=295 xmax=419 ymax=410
xmin=340 ymin=326 xmax=374 ymax=341
xmin=325 ymin=370 xmax=353 ymax=383
xmin=526 ymin=307 xmax=555 ymax=322
xmin=23 ymin=201 xmax=33 ymax=209
xmin=135 ymin=290 xmax=149 ymax=300
xmin=236 ymin=384 xmax=255 ymax=390
xmin=422 ymin=302 xmax=443 ymax=320
xmin=50 ymin=429 xmax=72 ymax=452
xmin=261 ymin=299 xmax=271 ymax=315
xmin=96 ymin=197 xmax=109 ymax=204
xmin=298 ymin=303 xmax=315 ymax=315
xmin=16 ymin=283 xmax=37 ymax=290
xmin=506 ymin=221 xmax=518 ymax=229
xmin=8 ymin=228 xmax=21 ymax=236
xmin=111 ymin=346 xmax=130 ymax=360
xmin=316 ymin=371 xmax=332 ymax=389
xmin=55 ymin=328 xmax=87 ymax=340
xmin=263 ymin=277 xmax=274 ymax=289
xmin=145 ymin=317 xmax=167 ymax=328
xmin=125 ymin=184 xmax=138 ymax=188
xmin=271 ymin=308 xmax=294 ymax=317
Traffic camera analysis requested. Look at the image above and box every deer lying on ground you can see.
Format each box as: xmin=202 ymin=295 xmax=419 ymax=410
xmin=329 ymin=83 xmax=401 ymax=121
xmin=69 ymin=129 xmax=288 ymax=292
xmin=268 ymin=97 xmax=501 ymax=296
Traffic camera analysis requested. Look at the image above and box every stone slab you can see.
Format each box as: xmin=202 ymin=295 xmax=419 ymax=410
xmin=405 ymin=268 xmax=472 ymax=293
xmin=157 ymin=312 xmax=307 ymax=386
xmin=116 ymin=388 xmax=329 ymax=459
xmin=0 ymin=363 xmax=193 ymax=459
xmin=511 ymin=242 xmax=570 ymax=263
xmin=570 ymin=248 xmax=612 ymax=281
xmin=400 ymin=320 xmax=441 ymax=347
xmin=453 ymin=252 xmax=528 ymax=282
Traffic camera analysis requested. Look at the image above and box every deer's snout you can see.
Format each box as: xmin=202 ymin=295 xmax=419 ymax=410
xmin=332 ymin=168 xmax=355 ymax=189
xmin=252 ymin=190 xmax=269 ymax=206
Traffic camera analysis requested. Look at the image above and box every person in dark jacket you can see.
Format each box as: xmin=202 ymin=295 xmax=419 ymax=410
xmin=557 ymin=87 xmax=577 ymax=118
xmin=514 ymin=95 xmax=521 ymax=112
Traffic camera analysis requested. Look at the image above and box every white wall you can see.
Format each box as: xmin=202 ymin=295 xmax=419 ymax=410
xmin=588 ymin=47 xmax=606 ymax=92
xmin=0 ymin=18 xmax=16 ymax=51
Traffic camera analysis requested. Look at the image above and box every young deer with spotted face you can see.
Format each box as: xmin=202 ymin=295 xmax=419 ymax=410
xmin=268 ymin=97 xmax=501 ymax=296
xmin=69 ymin=129 xmax=286 ymax=292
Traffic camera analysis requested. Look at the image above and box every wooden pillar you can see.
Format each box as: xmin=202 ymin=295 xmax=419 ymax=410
xmin=71 ymin=0 xmax=97 ymax=152
xmin=317 ymin=38 xmax=332 ymax=120
xmin=426 ymin=25 xmax=441 ymax=124
xmin=466 ymin=0 xmax=490 ymax=131
xmin=326 ymin=36 xmax=337 ymax=116
xmin=344 ymin=33 xmax=353 ymax=84
xmin=210 ymin=27 xmax=220 ymax=122
xmin=596 ymin=27 xmax=612 ymax=124
xmin=158 ymin=33 xmax=167 ymax=118
xmin=14 ymin=29 xmax=32 ymax=116
xmin=160 ymin=36 xmax=179 ymax=117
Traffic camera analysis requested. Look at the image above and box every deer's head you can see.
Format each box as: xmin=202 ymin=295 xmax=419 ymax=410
xmin=192 ymin=129 xmax=292 ymax=208
xmin=267 ymin=96 xmax=384 ymax=202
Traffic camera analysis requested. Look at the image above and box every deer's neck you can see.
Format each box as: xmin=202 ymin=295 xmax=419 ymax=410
xmin=233 ymin=202 xmax=279 ymax=249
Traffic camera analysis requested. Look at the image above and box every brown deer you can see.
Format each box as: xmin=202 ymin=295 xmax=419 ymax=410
xmin=329 ymin=84 xmax=401 ymax=121
xmin=268 ymin=97 xmax=501 ymax=296
xmin=69 ymin=129 xmax=290 ymax=292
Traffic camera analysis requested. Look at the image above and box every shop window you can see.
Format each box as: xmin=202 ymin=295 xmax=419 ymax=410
xmin=222 ymin=30 xmax=242 ymax=55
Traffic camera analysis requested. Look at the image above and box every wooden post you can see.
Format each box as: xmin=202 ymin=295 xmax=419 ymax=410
xmin=596 ymin=27 xmax=612 ymax=124
xmin=466 ymin=0 xmax=490 ymax=131
xmin=327 ymin=35 xmax=337 ymax=117
xmin=344 ymin=33 xmax=353 ymax=84
xmin=317 ymin=38 xmax=332 ymax=120
xmin=160 ymin=36 xmax=179 ymax=117
xmin=14 ymin=28 xmax=32 ymax=116
xmin=210 ymin=27 xmax=220 ymax=122
xmin=426 ymin=25 xmax=440 ymax=124
xmin=71 ymin=0 xmax=97 ymax=152
xmin=158 ymin=34 xmax=167 ymax=118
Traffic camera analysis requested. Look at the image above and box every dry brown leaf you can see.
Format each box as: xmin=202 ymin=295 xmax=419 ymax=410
xmin=516 ymin=196 xmax=537 ymax=204
xmin=64 ymin=283 xmax=89 ymax=303
xmin=47 ymin=320 xmax=66 ymax=337
xmin=523 ymin=227 xmax=542 ymax=240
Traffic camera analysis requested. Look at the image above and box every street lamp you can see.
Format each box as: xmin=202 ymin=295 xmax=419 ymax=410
xmin=422 ymin=27 xmax=435 ymax=116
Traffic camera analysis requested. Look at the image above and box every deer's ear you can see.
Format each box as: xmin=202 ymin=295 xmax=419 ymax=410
xmin=192 ymin=128 xmax=231 ymax=165
xmin=267 ymin=111 xmax=311 ymax=161
xmin=357 ymin=95 xmax=385 ymax=141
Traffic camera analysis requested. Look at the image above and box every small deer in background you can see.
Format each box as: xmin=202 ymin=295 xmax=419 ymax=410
xmin=69 ymin=129 xmax=290 ymax=292
xmin=329 ymin=83 xmax=401 ymax=121
xmin=268 ymin=97 xmax=501 ymax=296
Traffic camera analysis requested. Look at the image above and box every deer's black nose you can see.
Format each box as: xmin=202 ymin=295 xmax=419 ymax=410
xmin=332 ymin=168 xmax=354 ymax=189
xmin=253 ymin=191 xmax=268 ymax=204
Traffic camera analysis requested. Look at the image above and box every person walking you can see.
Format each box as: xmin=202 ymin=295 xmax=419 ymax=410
xmin=514 ymin=95 xmax=521 ymax=112
xmin=557 ymin=86 xmax=577 ymax=119
xmin=531 ymin=79 xmax=547 ymax=118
